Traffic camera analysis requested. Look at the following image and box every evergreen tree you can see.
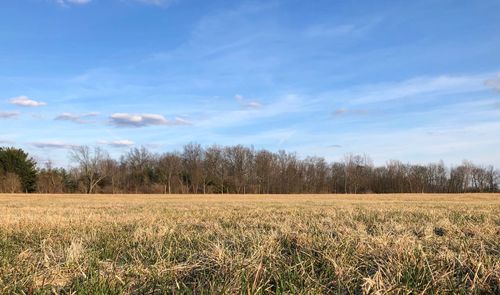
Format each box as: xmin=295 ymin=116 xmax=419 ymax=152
xmin=0 ymin=147 xmax=37 ymax=193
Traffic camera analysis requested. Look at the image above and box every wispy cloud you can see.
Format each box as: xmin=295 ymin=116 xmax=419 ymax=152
xmin=173 ymin=117 xmax=192 ymax=125
xmin=99 ymin=139 xmax=135 ymax=148
xmin=31 ymin=141 xmax=77 ymax=149
xmin=332 ymin=108 xmax=368 ymax=116
xmin=55 ymin=112 xmax=99 ymax=124
xmin=305 ymin=24 xmax=357 ymax=37
xmin=244 ymin=101 xmax=262 ymax=109
xmin=345 ymin=122 xmax=500 ymax=165
xmin=198 ymin=94 xmax=304 ymax=129
xmin=110 ymin=140 xmax=134 ymax=147
xmin=341 ymin=74 xmax=488 ymax=105
xmin=333 ymin=108 xmax=348 ymax=115
xmin=54 ymin=0 xmax=177 ymax=7
xmin=55 ymin=0 xmax=92 ymax=6
xmin=0 ymin=111 xmax=20 ymax=119
xmin=134 ymin=0 xmax=176 ymax=6
xmin=234 ymin=94 xmax=262 ymax=109
xmin=485 ymin=74 xmax=500 ymax=91
xmin=9 ymin=96 xmax=47 ymax=107
xmin=304 ymin=17 xmax=382 ymax=39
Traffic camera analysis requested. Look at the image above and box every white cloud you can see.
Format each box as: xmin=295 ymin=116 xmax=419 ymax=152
xmin=31 ymin=141 xmax=76 ymax=149
xmin=110 ymin=113 xmax=169 ymax=127
xmin=9 ymin=96 xmax=47 ymax=107
xmin=0 ymin=111 xmax=20 ymax=119
xmin=109 ymin=113 xmax=192 ymax=127
xmin=55 ymin=112 xmax=99 ymax=123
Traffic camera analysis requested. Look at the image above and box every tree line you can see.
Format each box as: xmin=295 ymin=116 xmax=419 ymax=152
xmin=0 ymin=144 xmax=498 ymax=194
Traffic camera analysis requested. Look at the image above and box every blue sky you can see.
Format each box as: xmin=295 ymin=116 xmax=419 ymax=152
xmin=1 ymin=0 xmax=499 ymax=167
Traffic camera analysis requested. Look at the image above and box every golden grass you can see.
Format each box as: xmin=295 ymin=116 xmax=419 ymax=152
xmin=0 ymin=193 xmax=499 ymax=294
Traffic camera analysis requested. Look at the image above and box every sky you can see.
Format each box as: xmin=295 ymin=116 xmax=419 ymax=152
xmin=0 ymin=0 xmax=499 ymax=167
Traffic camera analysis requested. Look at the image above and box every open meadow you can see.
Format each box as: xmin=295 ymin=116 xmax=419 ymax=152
xmin=0 ymin=194 xmax=499 ymax=294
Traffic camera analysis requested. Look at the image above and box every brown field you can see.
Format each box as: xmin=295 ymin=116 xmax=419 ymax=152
xmin=0 ymin=193 xmax=499 ymax=294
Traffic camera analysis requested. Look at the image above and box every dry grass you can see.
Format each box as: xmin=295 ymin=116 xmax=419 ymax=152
xmin=0 ymin=193 xmax=499 ymax=294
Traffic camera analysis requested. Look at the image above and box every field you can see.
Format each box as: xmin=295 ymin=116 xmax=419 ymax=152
xmin=0 ymin=194 xmax=499 ymax=294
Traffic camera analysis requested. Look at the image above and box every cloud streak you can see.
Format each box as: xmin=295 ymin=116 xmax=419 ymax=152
xmin=54 ymin=0 xmax=92 ymax=6
xmin=173 ymin=117 xmax=192 ymax=125
xmin=0 ymin=111 xmax=20 ymax=119
xmin=54 ymin=0 xmax=179 ymax=7
xmin=244 ymin=101 xmax=262 ymax=109
xmin=54 ymin=0 xmax=177 ymax=7
xmin=134 ymin=0 xmax=176 ymax=6
xmin=341 ymin=74 xmax=489 ymax=105
xmin=197 ymin=94 xmax=305 ymax=129
xmin=332 ymin=108 xmax=368 ymax=116
xmin=99 ymin=139 xmax=135 ymax=148
xmin=234 ymin=94 xmax=262 ymax=109
xmin=31 ymin=141 xmax=77 ymax=149
xmin=485 ymin=74 xmax=500 ymax=91
xmin=55 ymin=112 xmax=99 ymax=124
xmin=109 ymin=140 xmax=134 ymax=147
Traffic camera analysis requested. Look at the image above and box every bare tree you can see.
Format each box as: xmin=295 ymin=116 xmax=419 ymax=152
xmin=123 ymin=147 xmax=155 ymax=193
xmin=0 ymin=172 xmax=22 ymax=193
xmin=70 ymin=146 xmax=110 ymax=194
xmin=36 ymin=161 xmax=65 ymax=193
xmin=255 ymin=150 xmax=274 ymax=194
xmin=224 ymin=145 xmax=253 ymax=194
xmin=343 ymin=154 xmax=373 ymax=194
xmin=204 ymin=145 xmax=226 ymax=193
xmin=157 ymin=152 xmax=182 ymax=194
xmin=182 ymin=143 xmax=204 ymax=193
xmin=101 ymin=158 xmax=121 ymax=194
